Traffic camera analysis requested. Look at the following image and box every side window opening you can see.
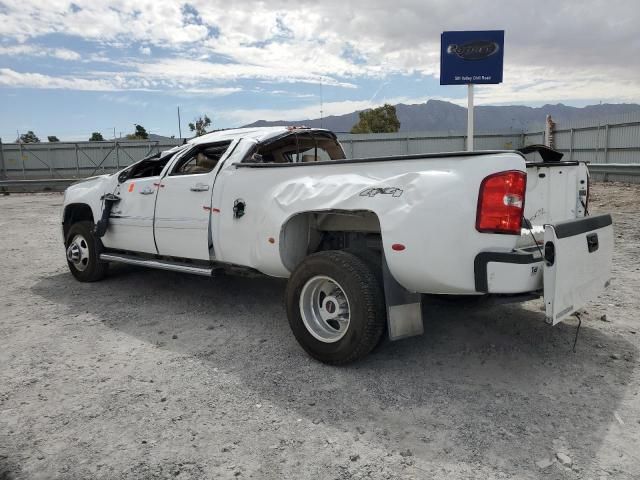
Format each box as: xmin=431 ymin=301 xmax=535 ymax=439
xmin=244 ymin=133 xmax=345 ymax=164
xmin=171 ymin=141 xmax=231 ymax=175
xmin=119 ymin=151 xmax=176 ymax=183
xmin=130 ymin=158 xmax=170 ymax=178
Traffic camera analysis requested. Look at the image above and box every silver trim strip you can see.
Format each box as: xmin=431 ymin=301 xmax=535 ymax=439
xmin=99 ymin=253 xmax=213 ymax=276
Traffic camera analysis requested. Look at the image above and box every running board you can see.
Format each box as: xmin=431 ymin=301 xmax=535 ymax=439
xmin=99 ymin=253 xmax=214 ymax=276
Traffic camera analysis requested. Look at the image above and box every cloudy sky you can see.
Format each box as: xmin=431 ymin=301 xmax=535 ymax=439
xmin=1 ymin=0 xmax=639 ymax=140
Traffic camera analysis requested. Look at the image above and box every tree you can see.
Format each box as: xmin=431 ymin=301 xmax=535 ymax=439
xmin=126 ymin=124 xmax=148 ymax=140
xmin=189 ymin=115 xmax=212 ymax=137
xmin=47 ymin=136 xmax=60 ymax=142
xmin=350 ymin=104 xmax=401 ymax=134
xmin=89 ymin=132 xmax=104 ymax=141
xmin=17 ymin=131 xmax=40 ymax=143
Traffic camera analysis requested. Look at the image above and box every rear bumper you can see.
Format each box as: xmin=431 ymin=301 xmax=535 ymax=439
xmin=474 ymin=249 xmax=544 ymax=294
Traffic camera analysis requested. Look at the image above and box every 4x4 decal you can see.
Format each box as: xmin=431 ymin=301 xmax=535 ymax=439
xmin=359 ymin=187 xmax=404 ymax=198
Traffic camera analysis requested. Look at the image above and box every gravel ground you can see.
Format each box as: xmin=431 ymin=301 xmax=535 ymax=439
xmin=1 ymin=182 xmax=639 ymax=480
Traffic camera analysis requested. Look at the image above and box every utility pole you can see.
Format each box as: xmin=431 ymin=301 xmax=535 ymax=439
xmin=177 ymin=106 xmax=182 ymax=139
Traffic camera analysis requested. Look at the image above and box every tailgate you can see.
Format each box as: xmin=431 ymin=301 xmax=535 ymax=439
xmin=544 ymin=214 xmax=613 ymax=325
xmin=517 ymin=162 xmax=589 ymax=249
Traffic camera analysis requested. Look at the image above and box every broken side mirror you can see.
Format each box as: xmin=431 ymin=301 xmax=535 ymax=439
xmin=118 ymin=169 xmax=131 ymax=184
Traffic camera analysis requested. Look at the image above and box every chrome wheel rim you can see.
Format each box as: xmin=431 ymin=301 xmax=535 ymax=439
xmin=299 ymin=275 xmax=351 ymax=343
xmin=66 ymin=234 xmax=90 ymax=271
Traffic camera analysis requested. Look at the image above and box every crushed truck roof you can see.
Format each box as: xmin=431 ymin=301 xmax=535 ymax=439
xmin=187 ymin=126 xmax=335 ymax=145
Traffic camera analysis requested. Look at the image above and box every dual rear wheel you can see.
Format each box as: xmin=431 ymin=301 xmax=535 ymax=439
xmin=286 ymin=251 xmax=387 ymax=365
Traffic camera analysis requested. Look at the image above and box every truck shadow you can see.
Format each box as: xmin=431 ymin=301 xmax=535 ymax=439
xmin=33 ymin=265 xmax=636 ymax=473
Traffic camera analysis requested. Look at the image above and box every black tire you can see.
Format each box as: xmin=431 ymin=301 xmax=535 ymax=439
xmin=344 ymin=247 xmax=388 ymax=349
xmin=286 ymin=250 xmax=386 ymax=364
xmin=65 ymin=221 xmax=108 ymax=282
xmin=344 ymin=247 xmax=383 ymax=283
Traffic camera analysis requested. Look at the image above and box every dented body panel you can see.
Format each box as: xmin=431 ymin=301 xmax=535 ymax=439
xmin=212 ymin=151 xmax=524 ymax=294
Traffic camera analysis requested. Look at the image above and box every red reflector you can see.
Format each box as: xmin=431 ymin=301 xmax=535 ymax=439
xmin=391 ymin=243 xmax=406 ymax=251
xmin=476 ymin=171 xmax=526 ymax=235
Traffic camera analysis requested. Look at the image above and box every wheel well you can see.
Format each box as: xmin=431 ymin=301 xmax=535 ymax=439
xmin=279 ymin=210 xmax=382 ymax=272
xmin=63 ymin=203 xmax=94 ymax=239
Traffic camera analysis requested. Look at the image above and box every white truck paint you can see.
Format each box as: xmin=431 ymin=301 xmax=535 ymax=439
xmin=61 ymin=127 xmax=613 ymax=363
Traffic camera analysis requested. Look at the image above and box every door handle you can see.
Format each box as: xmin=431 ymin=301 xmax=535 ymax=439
xmin=140 ymin=186 xmax=155 ymax=195
xmin=587 ymin=233 xmax=599 ymax=253
xmin=190 ymin=183 xmax=210 ymax=192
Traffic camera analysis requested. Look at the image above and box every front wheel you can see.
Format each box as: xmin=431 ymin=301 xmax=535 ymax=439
xmin=65 ymin=221 xmax=108 ymax=282
xmin=285 ymin=251 xmax=386 ymax=364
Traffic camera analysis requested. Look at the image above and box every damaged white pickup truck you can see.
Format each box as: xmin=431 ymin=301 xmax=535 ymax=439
xmin=62 ymin=127 xmax=613 ymax=364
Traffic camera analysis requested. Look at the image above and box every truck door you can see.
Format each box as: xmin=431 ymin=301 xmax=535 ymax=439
xmin=101 ymin=157 xmax=173 ymax=255
xmin=153 ymin=141 xmax=233 ymax=260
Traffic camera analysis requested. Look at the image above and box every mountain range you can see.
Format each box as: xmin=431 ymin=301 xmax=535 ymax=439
xmin=244 ymin=100 xmax=640 ymax=133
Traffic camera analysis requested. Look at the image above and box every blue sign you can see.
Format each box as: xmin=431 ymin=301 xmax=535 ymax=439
xmin=440 ymin=30 xmax=504 ymax=85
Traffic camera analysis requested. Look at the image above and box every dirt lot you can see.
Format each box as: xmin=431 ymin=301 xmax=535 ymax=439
xmin=0 ymin=182 xmax=639 ymax=480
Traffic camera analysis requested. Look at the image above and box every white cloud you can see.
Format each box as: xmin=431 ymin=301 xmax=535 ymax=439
xmin=475 ymin=65 xmax=640 ymax=105
xmin=0 ymin=68 xmax=116 ymax=90
xmin=0 ymin=44 xmax=81 ymax=61
xmin=124 ymin=58 xmax=357 ymax=87
xmin=0 ymin=0 xmax=638 ymax=106
xmin=0 ymin=67 xmax=245 ymax=96
xmin=174 ymin=86 xmax=243 ymax=96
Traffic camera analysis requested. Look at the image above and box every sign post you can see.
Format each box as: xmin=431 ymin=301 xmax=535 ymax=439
xmin=440 ymin=30 xmax=505 ymax=151
xmin=467 ymin=84 xmax=474 ymax=151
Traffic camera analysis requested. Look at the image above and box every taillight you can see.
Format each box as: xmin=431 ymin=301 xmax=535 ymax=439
xmin=476 ymin=170 xmax=526 ymax=234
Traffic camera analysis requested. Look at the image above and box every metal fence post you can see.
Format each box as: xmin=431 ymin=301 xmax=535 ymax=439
xmin=594 ymin=125 xmax=599 ymax=163
xmin=569 ymin=128 xmax=574 ymax=162
xmin=48 ymin=145 xmax=54 ymax=178
xmin=0 ymin=138 xmax=6 ymax=180
xmin=19 ymin=142 xmax=25 ymax=179
xmin=75 ymin=143 xmax=80 ymax=177
xmin=604 ymin=124 xmax=609 ymax=163
xmin=116 ymin=142 xmax=120 ymax=170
